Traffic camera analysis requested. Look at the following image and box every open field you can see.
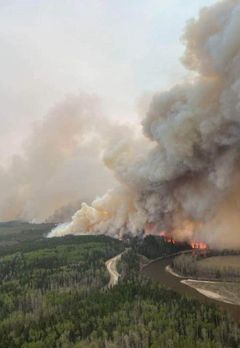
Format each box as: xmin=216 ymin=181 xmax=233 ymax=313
xmin=172 ymin=254 xmax=240 ymax=281
xmin=169 ymin=254 xmax=240 ymax=305
xmin=198 ymin=256 xmax=240 ymax=272
xmin=197 ymin=255 xmax=240 ymax=281
xmin=143 ymin=255 xmax=240 ymax=324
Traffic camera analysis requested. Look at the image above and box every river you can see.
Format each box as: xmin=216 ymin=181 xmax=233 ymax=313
xmin=142 ymin=257 xmax=240 ymax=322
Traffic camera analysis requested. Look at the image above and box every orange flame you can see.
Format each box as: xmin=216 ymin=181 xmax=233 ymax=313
xmin=145 ymin=223 xmax=208 ymax=250
xmin=160 ymin=231 xmax=176 ymax=244
xmin=191 ymin=241 xmax=208 ymax=250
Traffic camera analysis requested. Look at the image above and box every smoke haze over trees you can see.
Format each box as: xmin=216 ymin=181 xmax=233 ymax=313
xmin=1 ymin=1 xmax=240 ymax=250
xmin=50 ymin=0 xmax=240 ymax=250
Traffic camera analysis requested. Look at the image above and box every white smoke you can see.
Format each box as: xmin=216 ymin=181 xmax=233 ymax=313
xmin=0 ymin=93 xmax=135 ymax=222
xmin=49 ymin=0 xmax=240 ymax=248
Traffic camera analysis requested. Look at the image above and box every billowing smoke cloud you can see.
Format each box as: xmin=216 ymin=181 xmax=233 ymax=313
xmin=50 ymin=0 xmax=240 ymax=248
xmin=0 ymin=93 xmax=134 ymax=222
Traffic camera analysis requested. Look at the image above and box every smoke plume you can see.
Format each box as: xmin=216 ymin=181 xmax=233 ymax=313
xmin=50 ymin=1 xmax=240 ymax=248
xmin=0 ymin=94 xmax=130 ymax=222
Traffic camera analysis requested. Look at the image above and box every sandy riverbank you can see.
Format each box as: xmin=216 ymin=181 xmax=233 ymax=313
xmin=165 ymin=265 xmax=240 ymax=306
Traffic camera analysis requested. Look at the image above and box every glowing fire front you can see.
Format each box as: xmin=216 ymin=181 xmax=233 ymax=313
xmin=191 ymin=241 xmax=208 ymax=250
xmin=145 ymin=223 xmax=208 ymax=250
xmin=159 ymin=231 xmax=176 ymax=244
xmin=160 ymin=232 xmax=208 ymax=250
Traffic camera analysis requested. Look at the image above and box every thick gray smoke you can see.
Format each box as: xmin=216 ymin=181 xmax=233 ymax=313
xmin=0 ymin=94 xmax=129 ymax=222
xmin=50 ymin=0 xmax=240 ymax=248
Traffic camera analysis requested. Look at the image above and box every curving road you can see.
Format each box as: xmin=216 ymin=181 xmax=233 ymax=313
xmin=105 ymin=252 xmax=123 ymax=288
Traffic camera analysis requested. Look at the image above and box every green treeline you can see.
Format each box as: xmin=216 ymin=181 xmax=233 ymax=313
xmin=131 ymin=235 xmax=191 ymax=260
xmin=0 ymin=231 xmax=239 ymax=348
xmin=1 ymin=276 xmax=240 ymax=348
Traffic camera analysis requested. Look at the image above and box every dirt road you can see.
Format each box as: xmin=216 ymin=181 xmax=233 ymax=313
xmin=105 ymin=253 xmax=123 ymax=288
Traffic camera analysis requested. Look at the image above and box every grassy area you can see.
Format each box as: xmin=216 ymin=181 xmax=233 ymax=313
xmin=198 ymin=256 xmax=240 ymax=272
xmin=197 ymin=256 xmax=240 ymax=281
xmin=172 ymin=254 xmax=240 ymax=281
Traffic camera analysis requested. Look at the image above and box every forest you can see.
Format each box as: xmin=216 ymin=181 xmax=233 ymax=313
xmin=131 ymin=235 xmax=191 ymax=260
xmin=0 ymin=223 xmax=239 ymax=348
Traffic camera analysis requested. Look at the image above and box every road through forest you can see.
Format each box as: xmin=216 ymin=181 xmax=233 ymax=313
xmin=105 ymin=252 xmax=123 ymax=288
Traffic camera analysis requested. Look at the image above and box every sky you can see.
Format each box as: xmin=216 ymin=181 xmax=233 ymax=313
xmin=0 ymin=0 xmax=218 ymax=161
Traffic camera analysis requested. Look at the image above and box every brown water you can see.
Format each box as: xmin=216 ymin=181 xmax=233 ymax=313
xmin=142 ymin=258 xmax=240 ymax=322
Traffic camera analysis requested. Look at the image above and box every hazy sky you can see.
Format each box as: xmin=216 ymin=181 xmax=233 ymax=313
xmin=0 ymin=0 xmax=218 ymax=160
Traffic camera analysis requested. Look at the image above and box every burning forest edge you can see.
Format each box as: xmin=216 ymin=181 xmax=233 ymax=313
xmin=49 ymin=0 xmax=240 ymax=252
xmin=2 ymin=0 xmax=240 ymax=347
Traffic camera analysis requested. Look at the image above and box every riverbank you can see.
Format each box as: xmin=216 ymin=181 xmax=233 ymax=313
xmin=172 ymin=254 xmax=240 ymax=282
xmin=181 ymin=279 xmax=240 ymax=306
xmin=142 ymin=257 xmax=240 ymax=322
xmin=165 ymin=262 xmax=240 ymax=306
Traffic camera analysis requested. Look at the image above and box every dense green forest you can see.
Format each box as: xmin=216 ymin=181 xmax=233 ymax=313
xmin=0 ymin=223 xmax=239 ymax=348
xmin=131 ymin=235 xmax=191 ymax=260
